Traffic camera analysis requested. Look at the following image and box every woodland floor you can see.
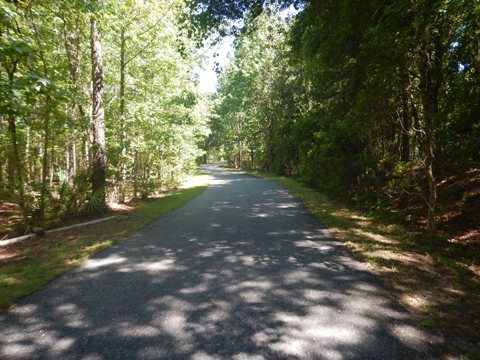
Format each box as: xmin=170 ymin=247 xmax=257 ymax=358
xmin=0 ymin=169 xmax=478 ymax=358
xmin=245 ymin=168 xmax=480 ymax=359
xmin=0 ymin=174 xmax=209 ymax=309
xmin=0 ymin=164 xmax=446 ymax=359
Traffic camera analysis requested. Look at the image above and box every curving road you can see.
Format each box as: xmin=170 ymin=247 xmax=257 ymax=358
xmin=0 ymin=164 xmax=445 ymax=359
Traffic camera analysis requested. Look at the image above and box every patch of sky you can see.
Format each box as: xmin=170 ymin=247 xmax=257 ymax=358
xmin=195 ymin=4 xmax=301 ymax=94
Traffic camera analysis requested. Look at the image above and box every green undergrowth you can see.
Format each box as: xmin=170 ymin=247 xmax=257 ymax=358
xmin=0 ymin=184 xmax=208 ymax=310
xmin=243 ymin=169 xmax=479 ymax=359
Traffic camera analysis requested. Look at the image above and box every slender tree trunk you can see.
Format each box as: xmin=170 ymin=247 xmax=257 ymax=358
xmin=39 ymin=95 xmax=50 ymax=225
xmin=66 ymin=145 xmax=70 ymax=184
xmin=71 ymin=140 xmax=77 ymax=183
xmin=83 ymin=136 xmax=89 ymax=168
xmin=30 ymin=10 xmax=53 ymax=225
xmin=133 ymin=150 xmax=138 ymax=200
xmin=49 ymin=132 xmax=55 ymax=188
xmin=417 ymin=17 xmax=443 ymax=233
xmin=90 ymin=7 xmax=107 ymax=211
xmin=62 ymin=15 xmax=81 ymax=185
xmin=8 ymin=113 xmax=27 ymax=223
xmin=267 ymin=118 xmax=275 ymax=170
xmin=5 ymin=64 xmax=27 ymax=223
xmin=7 ymin=124 xmax=15 ymax=190
xmin=34 ymin=143 xmax=41 ymax=183
xmin=118 ymin=27 xmax=127 ymax=203
xmin=400 ymin=66 xmax=411 ymax=163
xmin=25 ymin=125 xmax=30 ymax=183
xmin=0 ymin=115 xmax=4 ymax=188
xmin=238 ymin=140 xmax=244 ymax=168
xmin=250 ymin=147 xmax=254 ymax=168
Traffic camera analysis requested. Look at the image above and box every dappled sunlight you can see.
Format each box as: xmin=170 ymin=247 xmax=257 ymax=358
xmin=352 ymin=228 xmax=400 ymax=245
xmin=0 ymin=164 xmax=443 ymax=359
xmin=109 ymin=202 xmax=136 ymax=212
xmin=83 ymin=254 xmax=126 ymax=270
xmin=210 ymin=201 xmax=241 ymax=212
xmin=55 ymin=303 xmax=91 ymax=329
xmin=264 ymin=308 xmax=367 ymax=357
xmin=131 ymin=258 xmax=186 ymax=273
xmin=117 ymin=323 xmax=161 ymax=338
xmin=368 ymin=250 xmax=436 ymax=275
xmin=182 ymin=174 xmax=211 ymax=189
xmin=210 ymin=179 xmax=233 ymax=186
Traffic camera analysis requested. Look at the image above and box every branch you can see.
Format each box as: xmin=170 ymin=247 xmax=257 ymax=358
xmin=124 ymin=1 xmax=176 ymax=66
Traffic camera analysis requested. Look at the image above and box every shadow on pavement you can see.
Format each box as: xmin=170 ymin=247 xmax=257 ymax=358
xmin=0 ymin=164 xmax=445 ymax=359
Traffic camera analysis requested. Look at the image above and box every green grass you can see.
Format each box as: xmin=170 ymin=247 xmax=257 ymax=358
xmin=0 ymin=184 xmax=208 ymax=310
xmin=242 ymin=169 xmax=480 ymax=359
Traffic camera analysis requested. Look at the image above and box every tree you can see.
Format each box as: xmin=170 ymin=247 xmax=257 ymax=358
xmin=206 ymin=0 xmax=479 ymax=233
xmin=0 ymin=0 xmax=210 ymax=234
xmin=90 ymin=0 xmax=107 ymax=212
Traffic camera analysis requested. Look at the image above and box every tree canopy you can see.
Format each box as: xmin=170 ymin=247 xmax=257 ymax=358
xmin=0 ymin=0 xmax=210 ymax=230
xmin=1 ymin=0 xmax=478 ymax=235
xmin=205 ymin=0 xmax=480 ymax=232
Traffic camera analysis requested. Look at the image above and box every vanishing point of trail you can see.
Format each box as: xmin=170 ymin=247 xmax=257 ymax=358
xmin=0 ymin=164 xmax=443 ymax=359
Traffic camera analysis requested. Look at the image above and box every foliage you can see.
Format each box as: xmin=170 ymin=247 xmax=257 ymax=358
xmin=0 ymin=0 xmax=211 ymax=232
xmin=245 ymin=169 xmax=480 ymax=358
xmin=0 ymin=181 xmax=208 ymax=309
xmin=207 ymin=1 xmax=480 ymax=231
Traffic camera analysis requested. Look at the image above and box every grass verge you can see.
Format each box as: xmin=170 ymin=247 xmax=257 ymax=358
xmin=0 ymin=176 xmax=209 ymax=310
xmin=244 ymin=169 xmax=479 ymax=359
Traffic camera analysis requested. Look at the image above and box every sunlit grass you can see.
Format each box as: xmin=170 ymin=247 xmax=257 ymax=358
xmin=0 ymin=181 xmax=208 ymax=309
xmin=244 ymin=169 xmax=480 ymax=358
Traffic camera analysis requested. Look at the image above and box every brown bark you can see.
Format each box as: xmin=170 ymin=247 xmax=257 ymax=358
xmin=25 ymin=125 xmax=30 ymax=183
xmin=118 ymin=27 xmax=127 ymax=203
xmin=49 ymin=129 xmax=55 ymax=188
xmin=399 ymin=67 xmax=411 ymax=163
xmin=90 ymin=8 xmax=107 ymax=211
xmin=133 ymin=150 xmax=138 ymax=200
xmin=0 ymin=115 xmax=4 ymax=188
xmin=62 ymin=15 xmax=82 ymax=186
xmin=30 ymin=9 xmax=52 ymax=224
xmin=39 ymin=96 xmax=50 ymax=222
xmin=5 ymin=63 xmax=27 ymax=222
xmin=7 ymin=121 xmax=15 ymax=190
xmin=417 ymin=15 xmax=443 ymax=233
xmin=7 ymin=112 xmax=27 ymax=223
xmin=71 ymin=141 xmax=77 ymax=184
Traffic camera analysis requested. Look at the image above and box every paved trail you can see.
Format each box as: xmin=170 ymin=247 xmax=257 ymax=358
xmin=0 ymin=164 xmax=444 ymax=359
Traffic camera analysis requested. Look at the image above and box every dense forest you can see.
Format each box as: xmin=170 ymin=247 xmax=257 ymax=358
xmin=0 ymin=0 xmax=209 ymax=233
xmin=1 ymin=0 xmax=479 ymax=238
xmin=205 ymin=0 xmax=479 ymax=234
xmin=1 ymin=1 xmax=479 ymax=356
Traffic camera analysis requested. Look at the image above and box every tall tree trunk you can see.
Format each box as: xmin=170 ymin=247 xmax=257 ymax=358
xmin=250 ymin=147 xmax=254 ymax=168
xmin=62 ymin=14 xmax=81 ymax=185
xmin=133 ymin=150 xmax=138 ymax=200
xmin=8 ymin=113 xmax=27 ymax=223
xmin=90 ymin=7 xmax=107 ymax=211
xmin=399 ymin=66 xmax=411 ymax=163
xmin=0 ymin=115 xmax=4 ymax=188
xmin=266 ymin=118 xmax=275 ymax=170
xmin=30 ymin=9 xmax=53 ymax=225
xmin=49 ymin=131 xmax=55 ymax=187
xmin=417 ymin=16 xmax=443 ymax=233
xmin=7 ymin=124 xmax=15 ymax=190
xmin=5 ymin=64 xmax=27 ymax=223
xmin=118 ymin=27 xmax=127 ymax=203
xmin=238 ymin=140 xmax=244 ymax=168
xmin=39 ymin=96 xmax=50 ymax=224
xmin=25 ymin=125 xmax=30 ymax=183
xmin=71 ymin=140 xmax=77 ymax=184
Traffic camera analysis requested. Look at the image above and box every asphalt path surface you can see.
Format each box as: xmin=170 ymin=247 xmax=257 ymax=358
xmin=0 ymin=164 xmax=445 ymax=359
